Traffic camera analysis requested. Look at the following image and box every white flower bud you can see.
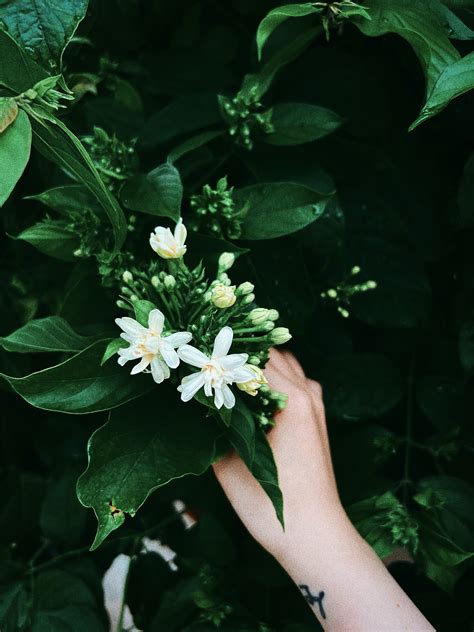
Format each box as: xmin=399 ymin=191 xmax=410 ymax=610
xmin=163 ymin=274 xmax=176 ymax=290
xmin=151 ymin=276 xmax=161 ymax=289
xmin=263 ymin=321 xmax=275 ymax=332
xmin=269 ymin=327 xmax=292 ymax=345
xmin=237 ymin=281 xmax=255 ymax=296
xmin=122 ymin=270 xmax=133 ymax=284
xmin=237 ymin=365 xmax=268 ymax=396
xmin=338 ymin=307 xmax=350 ymax=318
xmin=327 ymin=288 xmax=338 ymax=298
xmin=367 ymin=280 xmax=377 ymax=289
xmin=218 ymin=272 xmax=231 ymax=286
xmin=267 ymin=309 xmax=279 ymax=321
xmin=351 ymin=265 xmax=361 ymax=275
xmin=242 ymin=293 xmax=255 ymax=305
xmin=248 ymin=355 xmax=260 ymax=365
xmin=211 ymin=284 xmax=236 ymax=309
xmin=248 ymin=308 xmax=269 ymax=325
xmin=218 ymin=252 xmax=235 ymax=272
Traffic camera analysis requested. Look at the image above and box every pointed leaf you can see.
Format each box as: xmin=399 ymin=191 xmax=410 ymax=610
xmin=264 ymin=102 xmax=343 ymax=145
xmin=121 ymin=162 xmax=183 ymax=220
xmin=0 ymin=109 xmax=32 ymax=206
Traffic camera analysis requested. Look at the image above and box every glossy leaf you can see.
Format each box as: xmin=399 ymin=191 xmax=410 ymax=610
xmin=0 ymin=29 xmax=46 ymax=93
xmin=0 ymin=340 xmax=154 ymax=414
xmin=264 ymin=102 xmax=343 ymax=145
xmin=0 ymin=109 xmax=32 ymax=206
xmin=26 ymin=184 xmax=101 ymax=217
xmin=0 ymin=0 xmax=89 ymax=70
xmin=15 ymin=221 xmax=79 ymax=260
xmin=236 ymin=182 xmax=331 ymax=239
xmin=77 ymin=392 xmax=219 ymax=548
xmin=121 ymin=162 xmax=183 ymax=221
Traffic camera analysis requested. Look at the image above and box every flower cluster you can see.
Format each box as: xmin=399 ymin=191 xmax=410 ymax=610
xmin=320 ymin=265 xmax=377 ymax=318
xmin=83 ymin=126 xmax=138 ymax=192
xmin=189 ymin=177 xmax=245 ymax=240
xmin=218 ymin=89 xmax=274 ymax=150
xmin=111 ymin=219 xmax=290 ymax=419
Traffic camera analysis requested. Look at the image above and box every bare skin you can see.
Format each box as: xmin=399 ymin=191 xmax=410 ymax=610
xmin=213 ymin=349 xmax=434 ymax=631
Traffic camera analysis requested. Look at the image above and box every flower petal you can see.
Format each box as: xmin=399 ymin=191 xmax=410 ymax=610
xmin=130 ymin=357 xmax=151 ymax=375
xmin=214 ymin=386 xmax=224 ymax=409
xmin=150 ymin=357 xmax=165 ymax=383
xmin=222 ymin=384 xmax=236 ymax=409
xmin=178 ymin=372 xmax=205 ymax=402
xmin=232 ymin=366 xmax=257 ymax=383
xmin=178 ymin=345 xmax=209 ymax=368
xmin=204 ymin=379 xmax=213 ymax=397
xmin=165 ymin=331 xmax=192 ymax=348
xmin=220 ymin=353 xmax=248 ymax=370
xmin=160 ymin=342 xmax=180 ymax=369
xmin=174 ymin=218 xmax=187 ymax=247
xmin=115 ymin=316 xmax=147 ymax=337
xmin=148 ymin=309 xmax=164 ymax=333
xmin=212 ymin=326 xmax=233 ymax=359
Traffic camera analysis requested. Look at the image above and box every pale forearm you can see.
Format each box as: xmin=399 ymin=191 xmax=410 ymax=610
xmin=275 ymin=510 xmax=434 ymax=632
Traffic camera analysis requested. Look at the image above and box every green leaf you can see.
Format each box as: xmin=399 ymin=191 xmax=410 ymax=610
xmin=0 ymin=583 xmax=29 ymax=632
xmin=222 ymin=398 xmax=256 ymax=465
xmin=0 ymin=97 xmax=18 ymax=133
xmin=15 ymin=221 xmax=79 ymax=261
xmin=121 ymin=162 xmax=183 ymax=221
xmin=0 ymin=109 xmax=32 ymax=206
xmin=410 ymin=52 xmax=474 ymax=129
xmin=29 ymin=112 xmax=127 ymax=256
xmin=264 ymin=102 xmax=343 ymax=145
xmin=354 ymin=0 xmax=460 ymax=126
xmin=236 ymin=182 xmax=331 ymax=239
xmin=416 ymin=375 xmax=466 ymax=432
xmin=133 ymin=299 xmax=157 ymax=327
xmin=26 ymin=184 xmax=102 ymax=217
xmin=101 ymin=338 xmax=127 ymax=365
xmin=0 ymin=316 xmax=106 ymax=353
xmin=0 ymin=0 xmax=89 ymax=70
xmin=256 ymin=4 xmax=322 ymax=60
xmin=167 ymin=130 xmax=223 ymax=164
xmin=320 ymin=353 xmax=404 ymax=421
xmin=0 ymin=340 xmax=154 ymax=414
xmin=77 ymin=392 xmax=219 ymax=549
xmin=250 ymin=429 xmax=284 ymax=527
xmin=0 ymin=28 xmax=47 ymax=93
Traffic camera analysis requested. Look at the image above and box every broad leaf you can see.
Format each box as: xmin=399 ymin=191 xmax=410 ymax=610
xmin=0 ymin=0 xmax=89 ymax=70
xmin=0 ymin=340 xmax=154 ymax=414
xmin=29 ymin=112 xmax=127 ymax=254
xmin=121 ymin=162 xmax=183 ymax=221
xmin=411 ymin=52 xmax=474 ymax=129
xmin=15 ymin=221 xmax=79 ymax=260
xmin=0 ymin=29 xmax=46 ymax=93
xmin=264 ymin=102 xmax=343 ymax=145
xmin=0 ymin=108 xmax=32 ymax=206
xmin=26 ymin=184 xmax=102 ymax=217
xmin=320 ymin=353 xmax=404 ymax=421
xmin=168 ymin=130 xmax=223 ymax=164
xmin=250 ymin=429 xmax=284 ymax=527
xmin=222 ymin=399 xmax=256 ymax=465
xmin=77 ymin=392 xmax=219 ymax=549
xmin=256 ymin=4 xmax=322 ymax=60
xmin=133 ymin=299 xmax=157 ymax=327
xmin=0 ymin=316 xmax=106 ymax=353
xmin=0 ymin=97 xmax=18 ymax=133
xmin=236 ymin=182 xmax=331 ymax=239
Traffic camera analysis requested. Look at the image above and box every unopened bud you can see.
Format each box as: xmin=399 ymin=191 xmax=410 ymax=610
xmin=327 ymin=288 xmax=338 ymax=298
xmin=237 ymin=365 xmax=268 ymax=396
xmin=367 ymin=280 xmax=377 ymax=289
xmin=351 ymin=266 xmax=361 ymax=275
xmin=237 ymin=281 xmax=255 ymax=296
xmin=122 ymin=270 xmax=133 ymax=284
xmin=218 ymin=272 xmax=231 ymax=286
xmin=163 ymin=274 xmax=176 ymax=290
xmin=263 ymin=321 xmax=275 ymax=332
xmin=242 ymin=293 xmax=255 ymax=305
xmin=267 ymin=309 xmax=279 ymax=321
xmin=248 ymin=308 xmax=269 ymax=325
xmin=151 ymin=275 xmax=161 ymax=288
xmin=269 ymin=327 xmax=292 ymax=345
xmin=248 ymin=355 xmax=260 ymax=365
xmin=218 ymin=252 xmax=235 ymax=272
xmin=338 ymin=307 xmax=349 ymax=318
xmin=116 ymin=299 xmax=129 ymax=309
xmin=211 ymin=284 xmax=236 ymax=309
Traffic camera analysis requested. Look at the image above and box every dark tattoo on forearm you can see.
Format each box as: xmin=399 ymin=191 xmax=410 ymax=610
xmin=299 ymin=584 xmax=326 ymax=619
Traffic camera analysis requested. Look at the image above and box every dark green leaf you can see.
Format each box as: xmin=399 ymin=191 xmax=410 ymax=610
xmin=101 ymin=338 xmax=127 ymax=365
xmin=0 ymin=316 xmax=105 ymax=353
xmin=121 ymin=163 xmax=183 ymax=221
xmin=0 ymin=28 xmax=46 ymax=93
xmin=77 ymin=392 xmax=219 ymax=548
xmin=15 ymin=221 xmax=79 ymax=261
xmin=0 ymin=96 xmax=18 ymax=133
xmin=168 ymin=130 xmax=223 ymax=164
xmin=0 ymin=340 xmax=154 ymax=414
xmin=237 ymin=182 xmax=331 ymax=239
xmin=0 ymin=0 xmax=88 ymax=70
xmin=320 ymin=353 xmax=404 ymax=421
xmin=26 ymin=184 xmax=102 ymax=217
xmin=249 ymin=429 xmax=284 ymax=527
xmin=133 ymin=299 xmax=157 ymax=327
xmin=264 ymin=102 xmax=343 ymax=145
xmin=0 ymin=108 xmax=32 ymax=206
xmin=222 ymin=398 xmax=256 ymax=465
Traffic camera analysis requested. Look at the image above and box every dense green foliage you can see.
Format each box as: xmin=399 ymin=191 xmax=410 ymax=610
xmin=1 ymin=1 xmax=474 ymax=630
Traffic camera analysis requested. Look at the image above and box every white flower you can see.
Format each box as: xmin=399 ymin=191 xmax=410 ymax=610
xmin=177 ymin=326 xmax=254 ymax=409
xmin=211 ymin=283 xmax=236 ymax=309
xmin=115 ymin=308 xmax=192 ymax=383
xmin=149 ymin=219 xmax=187 ymax=259
xmin=237 ymin=364 xmax=268 ymax=396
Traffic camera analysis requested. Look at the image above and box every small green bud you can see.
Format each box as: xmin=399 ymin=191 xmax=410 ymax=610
xmin=242 ymin=293 xmax=255 ymax=305
xmin=130 ymin=294 xmax=138 ymax=302
xmin=263 ymin=321 xmax=275 ymax=332
xmin=163 ymin=274 xmax=176 ymax=290
xmin=248 ymin=355 xmax=260 ymax=365
xmin=122 ymin=270 xmax=133 ymax=284
xmin=351 ymin=265 xmax=361 ymax=275
xmin=248 ymin=308 xmax=269 ymax=325
xmin=237 ymin=281 xmax=255 ymax=296
xmin=116 ymin=299 xmax=129 ymax=309
xmin=269 ymin=327 xmax=292 ymax=345
xmin=151 ymin=275 xmax=161 ymax=289
xmin=218 ymin=272 xmax=231 ymax=286
xmin=367 ymin=280 xmax=377 ymax=289
xmin=218 ymin=252 xmax=235 ymax=272
xmin=338 ymin=307 xmax=350 ymax=318
xmin=327 ymin=288 xmax=338 ymax=298
xmin=267 ymin=309 xmax=279 ymax=321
